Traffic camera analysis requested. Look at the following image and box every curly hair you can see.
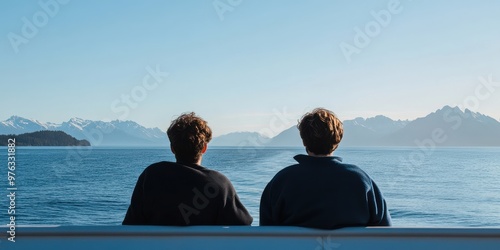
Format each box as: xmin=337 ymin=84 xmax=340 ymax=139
xmin=298 ymin=108 xmax=343 ymax=155
xmin=167 ymin=112 xmax=212 ymax=163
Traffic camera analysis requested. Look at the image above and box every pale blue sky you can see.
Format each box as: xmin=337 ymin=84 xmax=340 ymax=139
xmin=1 ymin=1 xmax=500 ymax=136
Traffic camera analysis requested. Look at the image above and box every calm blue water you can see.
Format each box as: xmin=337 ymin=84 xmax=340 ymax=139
xmin=1 ymin=146 xmax=499 ymax=227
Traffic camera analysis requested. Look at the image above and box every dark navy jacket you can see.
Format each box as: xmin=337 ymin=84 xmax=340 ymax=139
xmin=123 ymin=161 xmax=252 ymax=226
xmin=260 ymin=155 xmax=391 ymax=229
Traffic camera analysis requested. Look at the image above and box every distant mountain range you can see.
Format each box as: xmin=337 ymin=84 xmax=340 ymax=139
xmin=210 ymin=132 xmax=270 ymax=147
xmin=0 ymin=116 xmax=166 ymax=146
xmin=2 ymin=106 xmax=500 ymax=147
xmin=210 ymin=106 xmax=500 ymax=147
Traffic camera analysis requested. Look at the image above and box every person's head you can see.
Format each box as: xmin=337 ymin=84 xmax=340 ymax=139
xmin=298 ymin=108 xmax=343 ymax=156
xmin=167 ymin=112 xmax=212 ymax=164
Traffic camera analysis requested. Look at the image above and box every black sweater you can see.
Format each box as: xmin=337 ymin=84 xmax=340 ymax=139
xmin=123 ymin=161 xmax=253 ymax=225
xmin=260 ymin=155 xmax=391 ymax=229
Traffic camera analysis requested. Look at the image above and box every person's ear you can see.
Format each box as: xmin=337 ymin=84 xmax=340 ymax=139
xmin=170 ymin=144 xmax=175 ymax=155
xmin=201 ymin=143 xmax=208 ymax=154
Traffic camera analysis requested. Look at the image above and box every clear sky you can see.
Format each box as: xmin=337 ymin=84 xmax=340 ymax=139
xmin=1 ymin=0 xmax=500 ymax=136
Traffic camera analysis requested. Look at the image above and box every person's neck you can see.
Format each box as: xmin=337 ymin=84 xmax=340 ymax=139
xmin=306 ymin=150 xmax=332 ymax=157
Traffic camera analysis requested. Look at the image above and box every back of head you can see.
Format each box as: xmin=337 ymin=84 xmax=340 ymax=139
xmin=298 ymin=108 xmax=343 ymax=155
xmin=167 ymin=112 xmax=212 ymax=163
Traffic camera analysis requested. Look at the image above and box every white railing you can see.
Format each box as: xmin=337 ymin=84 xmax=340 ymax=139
xmin=2 ymin=226 xmax=500 ymax=249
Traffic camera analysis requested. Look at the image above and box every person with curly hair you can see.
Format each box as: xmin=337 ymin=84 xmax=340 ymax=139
xmin=123 ymin=112 xmax=252 ymax=226
xmin=260 ymin=108 xmax=391 ymax=229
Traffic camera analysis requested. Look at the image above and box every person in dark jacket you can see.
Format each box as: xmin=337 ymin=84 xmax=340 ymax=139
xmin=123 ymin=112 xmax=252 ymax=226
xmin=260 ymin=108 xmax=391 ymax=229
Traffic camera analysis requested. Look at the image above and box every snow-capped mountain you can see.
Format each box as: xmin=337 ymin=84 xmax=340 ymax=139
xmin=0 ymin=116 xmax=167 ymax=146
xmin=110 ymin=120 xmax=165 ymax=140
xmin=0 ymin=116 xmax=58 ymax=134
xmin=3 ymin=106 xmax=500 ymax=147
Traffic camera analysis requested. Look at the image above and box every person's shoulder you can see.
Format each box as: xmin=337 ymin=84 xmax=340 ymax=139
xmin=266 ymin=163 xmax=302 ymax=184
xmin=336 ymin=161 xmax=374 ymax=184
xmin=203 ymin=167 xmax=232 ymax=184
xmin=198 ymin=167 xmax=241 ymax=195
xmin=142 ymin=161 xmax=181 ymax=173
xmin=337 ymin=161 xmax=364 ymax=171
xmin=144 ymin=161 xmax=175 ymax=169
xmin=276 ymin=163 xmax=302 ymax=175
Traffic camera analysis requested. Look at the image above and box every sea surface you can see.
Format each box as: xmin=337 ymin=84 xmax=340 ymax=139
xmin=1 ymin=146 xmax=500 ymax=227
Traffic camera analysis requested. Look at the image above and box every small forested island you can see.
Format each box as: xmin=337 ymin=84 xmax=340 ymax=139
xmin=0 ymin=131 xmax=91 ymax=146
